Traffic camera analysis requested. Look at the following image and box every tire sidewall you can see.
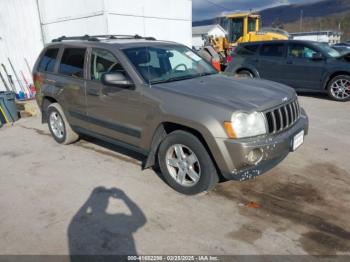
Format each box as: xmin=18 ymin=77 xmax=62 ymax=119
xmin=238 ymin=70 xmax=254 ymax=78
xmin=47 ymin=105 xmax=67 ymax=144
xmin=327 ymin=75 xmax=350 ymax=102
xmin=158 ymin=131 xmax=218 ymax=195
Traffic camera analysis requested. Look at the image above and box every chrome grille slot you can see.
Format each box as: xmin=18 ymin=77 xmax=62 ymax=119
xmin=265 ymin=99 xmax=301 ymax=134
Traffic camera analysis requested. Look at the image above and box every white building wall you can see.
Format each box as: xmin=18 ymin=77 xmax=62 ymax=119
xmin=192 ymin=36 xmax=204 ymax=48
xmin=39 ymin=0 xmax=192 ymax=46
xmin=0 ymin=0 xmax=192 ymax=91
xmin=0 ymin=0 xmax=43 ymax=92
xmin=292 ymin=33 xmax=341 ymax=44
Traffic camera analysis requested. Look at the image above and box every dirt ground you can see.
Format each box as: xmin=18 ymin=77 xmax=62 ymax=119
xmin=0 ymin=94 xmax=349 ymax=256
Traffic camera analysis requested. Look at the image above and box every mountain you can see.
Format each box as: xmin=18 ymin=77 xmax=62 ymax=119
xmin=192 ymin=0 xmax=350 ymax=40
xmin=259 ymin=0 xmax=350 ymax=26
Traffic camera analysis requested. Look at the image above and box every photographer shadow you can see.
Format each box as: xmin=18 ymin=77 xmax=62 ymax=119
xmin=68 ymin=187 xmax=146 ymax=258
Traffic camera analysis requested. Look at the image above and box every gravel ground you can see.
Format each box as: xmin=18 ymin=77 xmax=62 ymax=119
xmin=0 ymin=95 xmax=349 ymax=256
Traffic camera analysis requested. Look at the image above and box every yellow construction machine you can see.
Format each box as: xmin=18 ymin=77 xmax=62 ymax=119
xmin=198 ymin=12 xmax=290 ymax=71
xmin=223 ymin=12 xmax=289 ymax=46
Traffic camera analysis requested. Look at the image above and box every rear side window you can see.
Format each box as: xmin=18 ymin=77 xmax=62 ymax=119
xmin=37 ymin=48 xmax=59 ymax=73
xmin=59 ymin=48 xmax=86 ymax=78
xmin=260 ymin=43 xmax=285 ymax=57
xmin=236 ymin=45 xmax=259 ymax=56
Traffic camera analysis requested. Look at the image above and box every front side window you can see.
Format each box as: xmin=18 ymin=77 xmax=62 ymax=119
xmin=38 ymin=48 xmax=59 ymax=73
xmin=123 ymin=45 xmax=217 ymax=85
xmin=260 ymin=43 xmax=285 ymax=57
xmin=59 ymin=48 xmax=86 ymax=78
xmin=229 ymin=18 xmax=244 ymax=43
xmin=90 ymin=49 xmax=126 ymax=81
xmin=288 ymin=44 xmax=318 ymax=59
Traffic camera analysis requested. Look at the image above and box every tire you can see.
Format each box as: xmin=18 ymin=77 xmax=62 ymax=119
xmin=237 ymin=70 xmax=254 ymax=78
xmin=157 ymin=130 xmax=219 ymax=195
xmin=327 ymin=75 xmax=350 ymax=101
xmin=47 ymin=103 xmax=79 ymax=145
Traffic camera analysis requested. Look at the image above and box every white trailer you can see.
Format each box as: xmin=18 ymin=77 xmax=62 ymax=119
xmin=0 ymin=0 xmax=192 ymax=91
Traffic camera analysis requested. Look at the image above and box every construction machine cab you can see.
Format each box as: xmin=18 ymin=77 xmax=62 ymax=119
xmin=222 ymin=12 xmax=289 ymax=46
xmin=225 ymin=13 xmax=260 ymax=44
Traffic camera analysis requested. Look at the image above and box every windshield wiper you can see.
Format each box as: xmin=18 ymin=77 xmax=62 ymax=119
xmin=151 ymin=74 xmax=201 ymax=84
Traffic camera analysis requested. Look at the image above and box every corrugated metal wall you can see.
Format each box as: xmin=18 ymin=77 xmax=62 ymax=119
xmin=0 ymin=0 xmax=192 ymax=92
xmin=0 ymin=0 xmax=43 ymax=92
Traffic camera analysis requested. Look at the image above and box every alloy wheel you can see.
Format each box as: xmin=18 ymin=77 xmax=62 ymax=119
xmin=49 ymin=111 xmax=65 ymax=139
xmin=165 ymin=144 xmax=201 ymax=187
xmin=331 ymin=78 xmax=350 ymax=100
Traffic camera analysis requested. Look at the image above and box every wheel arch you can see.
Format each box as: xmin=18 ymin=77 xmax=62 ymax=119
xmin=41 ymin=96 xmax=58 ymax=123
xmin=236 ymin=67 xmax=259 ymax=78
xmin=323 ymin=71 xmax=350 ymax=90
xmin=143 ymin=122 xmax=222 ymax=178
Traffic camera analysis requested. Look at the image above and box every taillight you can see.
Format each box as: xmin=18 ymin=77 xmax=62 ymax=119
xmin=212 ymin=60 xmax=221 ymax=72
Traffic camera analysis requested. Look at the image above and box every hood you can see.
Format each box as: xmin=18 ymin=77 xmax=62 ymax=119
xmin=337 ymin=52 xmax=350 ymax=62
xmin=153 ymin=74 xmax=296 ymax=111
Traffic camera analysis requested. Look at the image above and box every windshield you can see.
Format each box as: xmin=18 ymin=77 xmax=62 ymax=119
xmin=123 ymin=45 xmax=217 ymax=85
xmin=314 ymin=42 xmax=341 ymax=58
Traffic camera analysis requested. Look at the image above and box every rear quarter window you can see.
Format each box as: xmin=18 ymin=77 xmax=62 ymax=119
xmin=236 ymin=44 xmax=259 ymax=56
xmin=59 ymin=48 xmax=86 ymax=78
xmin=37 ymin=48 xmax=59 ymax=73
xmin=260 ymin=43 xmax=285 ymax=57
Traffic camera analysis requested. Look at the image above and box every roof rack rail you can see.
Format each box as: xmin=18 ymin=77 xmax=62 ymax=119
xmin=52 ymin=34 xmax=156 ymax=42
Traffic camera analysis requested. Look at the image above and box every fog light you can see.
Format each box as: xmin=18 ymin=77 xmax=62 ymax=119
xmin=246 ymin=148 xmax=263 ymax=165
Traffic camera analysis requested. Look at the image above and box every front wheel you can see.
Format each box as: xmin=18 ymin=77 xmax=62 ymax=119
xmin=327 ymin=75 xmax=350 ymax=101
xmin=158 ymin=130 xmax=219 ymax=195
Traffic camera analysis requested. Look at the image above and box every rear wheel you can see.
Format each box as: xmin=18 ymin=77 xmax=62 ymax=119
xmin=327 ymin=75 xmax=350 ymax=101
xmin=237 ymin=70 xmax=254 ymax=78
xmin=47 ymin=103 xmax=79 ymax=145
xmin=158 ymin=130 xmax=219 ymax=195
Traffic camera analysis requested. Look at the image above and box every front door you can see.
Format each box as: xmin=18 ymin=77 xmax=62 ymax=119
xmin=85 ymin=48 xmax=144 ymax=147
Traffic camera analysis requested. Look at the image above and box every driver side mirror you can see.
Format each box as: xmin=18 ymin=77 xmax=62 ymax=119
xmin=101 ymin=72 xmax=134 ymax=88
xmin=311 ymin=53 xmax=324 ymax=61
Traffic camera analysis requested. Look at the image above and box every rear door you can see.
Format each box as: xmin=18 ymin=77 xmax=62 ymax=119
xmin=56 ymin=47 xmax=88 ymax=129
xmin=282 ymin=43 xmax=326 ymax=90
xmin=256 ymin=42 xmax=287 ymax=82
xmin=85 ymin=48 xmax=144 ymax=147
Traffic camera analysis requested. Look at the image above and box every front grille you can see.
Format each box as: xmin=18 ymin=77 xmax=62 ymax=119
xmin=265 ymin=99 xmax=300 ymax=134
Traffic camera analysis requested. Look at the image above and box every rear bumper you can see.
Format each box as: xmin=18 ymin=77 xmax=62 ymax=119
xmin=216 ymin=109 xmax=309 ymax=181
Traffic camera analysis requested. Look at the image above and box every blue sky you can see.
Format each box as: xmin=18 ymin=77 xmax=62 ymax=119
xmin=192 ymin=0 xmax=320 ymax=21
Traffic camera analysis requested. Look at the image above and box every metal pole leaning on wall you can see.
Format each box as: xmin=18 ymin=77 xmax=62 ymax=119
xmin=1 ymin=63 xmax=16 ymax=92
xmin=0 ymin=70 xmax=10 ymax=92
xmin=24 ymin=58 xmax=32 ymax=76
xmin=8 ymin=58 xmax=26 ymax=94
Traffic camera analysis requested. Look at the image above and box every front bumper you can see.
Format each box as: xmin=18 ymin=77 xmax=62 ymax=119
xmin=216 ymin=109 xmax=309 ymax=181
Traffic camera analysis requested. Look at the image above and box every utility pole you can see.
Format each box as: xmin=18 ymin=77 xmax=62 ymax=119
xmin=299 ymin=9 xmax=303 ymax=32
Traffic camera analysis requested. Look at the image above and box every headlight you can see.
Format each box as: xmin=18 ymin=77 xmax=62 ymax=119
xmin=224 ymin=112 xmax=267 ymax=139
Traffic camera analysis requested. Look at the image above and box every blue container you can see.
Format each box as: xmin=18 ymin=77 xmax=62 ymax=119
xmin=0 ymin=91 xmax=19 ymax=122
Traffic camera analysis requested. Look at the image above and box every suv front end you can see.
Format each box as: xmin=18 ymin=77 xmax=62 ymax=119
xmin=216 ymin=97 xmax=308 ymax=181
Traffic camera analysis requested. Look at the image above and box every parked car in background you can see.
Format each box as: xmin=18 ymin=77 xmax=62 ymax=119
xmin=226 ymin=40 xmax=350 ymax=101
xmin=332 ymin=42 xmax=350 ymax=54
xmin=33 ymin=35 xmax=308 ymax=195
